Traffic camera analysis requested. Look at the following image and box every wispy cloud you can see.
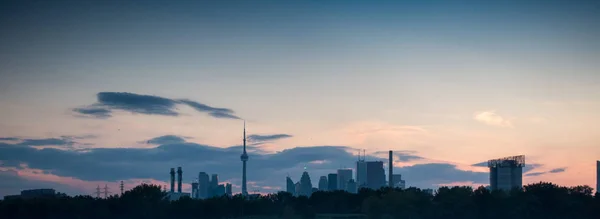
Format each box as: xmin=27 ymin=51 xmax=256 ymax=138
xmin=0 ymin=140 xmax=496 ymax=195
xmin=72 ymin=92 xmax=240 ymax=120
xmin=142 ymin=135 xmax=188 ymax=145
xmin=473 ymin=110 xmax=513 ymax=128
xmin=525 ymin=167 xmax=567 ymax=177
xmin=247 ymin=134 xmax=293 ymax=143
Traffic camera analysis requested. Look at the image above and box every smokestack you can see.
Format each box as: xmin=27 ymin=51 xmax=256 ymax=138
xmin=170 ymin=168 xmax=175 ymax=193
xmin=388 ymin=150 xmax=393 ymax=188
xmin=177 ymin=167 xmax=183 ymax=193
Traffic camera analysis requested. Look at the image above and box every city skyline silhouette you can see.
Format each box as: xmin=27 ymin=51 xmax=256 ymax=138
xmin=1 ymin=0 xmax=600 ymax=198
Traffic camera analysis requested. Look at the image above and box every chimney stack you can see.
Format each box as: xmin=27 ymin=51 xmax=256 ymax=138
xmin=177 ymin=167 xmax=183 ymax=193
xmin=389 ymin=150 xmax=393 ymax=188
xmin=170 ymin=168 xmax=175 ymax=193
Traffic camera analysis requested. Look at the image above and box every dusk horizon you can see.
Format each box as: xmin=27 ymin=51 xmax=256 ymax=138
xmin=1 ymin=0 xmax=600 ymax=198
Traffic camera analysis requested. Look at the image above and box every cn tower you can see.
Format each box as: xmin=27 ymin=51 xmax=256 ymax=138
xmin=240 ymin=121 xmax=249 ymax=196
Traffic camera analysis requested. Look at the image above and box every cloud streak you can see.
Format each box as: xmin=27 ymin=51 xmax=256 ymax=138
xmin=474 ymin=110 xmax=513 ymax=128
xmin=0 ymin=137 xmax=76 ymax=147
xmin=143 ymin=135 xmax=188 ymax=145
xmin=247 ymin=134 xmax=293 ymax=143
xmin=0 ymin=138 xmax=495 ymax=195
xmin=525 ymin=167 xmax=567 ymax=177
xmin=72 ymin=92 xmax=240 ymax=120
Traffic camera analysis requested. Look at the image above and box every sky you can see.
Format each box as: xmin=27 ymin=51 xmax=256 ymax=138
xmin=1 ymin=0 xmax=599 ymax=197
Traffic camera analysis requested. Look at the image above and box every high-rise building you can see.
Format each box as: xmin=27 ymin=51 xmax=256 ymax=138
xmin=356 ymin=160 xmax=367 ymax=188
xmin=327 ymin=173 xmax=338 ymax=191
xmin=318 ymin=176 xmax=328 ymax=191
xmin=299 ymin=171 xmax=313 ymax=197
xmin=596 ymin=160 xmax=599 ymax=195
xmin=209 ymin=174 xmax=219 ymax=197
xmin=337 ymin=169 xmax=353 ymax=192
xmin=294 ymin=182 xmax=301 ymax=196
xmin=191 ymin=182 xmax=198 ymax=198
xmin=198 ymin=172 xmax=210 ymax=199
xmin=388 ymin=150 xmax=393 ymax=188
xmin=286 ymin=176 xmax=296 ymax=195
xmin=366 ymin=161 xmax=386 ymax=190
xmin=346 ymin=179 xmax=357 ymax=193
xmin=225 ymin=183 xmax=232 ymax=196
xmin=488 ymin=155 xmax=525 ymax=191
xmin=392 ymin=174 xmax=405 ymax=189
xmin=240 ymin=121 xmax=249 ymax=196
xmin=214 ymin=184 xmax=226 ymax=197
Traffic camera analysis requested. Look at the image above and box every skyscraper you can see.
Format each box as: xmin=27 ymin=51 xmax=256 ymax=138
xmin=388 ymin=150 xmax=393 ymax=188
xmin=327 ymin=173 xmax=338 ymax=191
xmin=346 ymin=179 xmax=357 ymax=193
xmin=488 ymin=155 xmax=525 ymax=191
xmin=366 ymin=161 xmax=386 ymax=190
xmin=286 ymin=176 xmax=296 ymax=195
xmin=356 ymin=159 xmax=367 ymax=188
xmin=198 ymin=172 xmax=210 ymax=199
xmin=191 ymin=182 xmax=198 ymax=199
xmin=240 ymin=121 xmax=249 ymax=196
xmin=318 ymin=176 xmax=328 ymax=191
xmin=225 ymin=183 xmax=232 ymax=196
xmin=337 ymin=169 xmax=352 ymax=192
xmin=596 ymin=160 xmax=599 ymax=194
xmin=392 ymin=174 xmax=405 ymax=189
xmin=299 ymin=171 xmax=313 ymax=197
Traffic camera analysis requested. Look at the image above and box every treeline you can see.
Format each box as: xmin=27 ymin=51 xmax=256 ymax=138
xmin=1 ymin=182 xmax=599 ymax=219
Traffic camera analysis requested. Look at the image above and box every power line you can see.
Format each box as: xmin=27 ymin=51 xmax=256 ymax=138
xmin=103 ymin=184 xmax=111 ymax=198
xmin=95 ymin=185 xmax=101 ymax=198
xmin=120 ymin=181 xmax=124 ymax=196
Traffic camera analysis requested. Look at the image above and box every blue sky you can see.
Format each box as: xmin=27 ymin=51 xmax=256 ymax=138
xmin=1 ymin=0 xmax=599 ymax=196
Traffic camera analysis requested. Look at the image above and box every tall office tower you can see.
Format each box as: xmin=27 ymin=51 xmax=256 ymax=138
xmin=286 ymin=176 xmax=296 ymax=195
xmin=214 ymin=184 xmax=226 ymax=197
xmin=191 ymin=182 xmax=198 ymax=199
xmin=327 ymin=173 xmax=338 ymax=191
xmin=318 ymin=176 xmax=328 ymax=191
xmin=240 ymin=121 xmax=249 ymax=196
xmin=299 ymin=171 xmax=313 ymax=197
xmin=346 ymin=179 xmax=357 ymax=193
xmin=225 ymin=183 xmax=232 ymax=196
xmin=209 ymin=174 xmax=219 ymax=197
xmin=388 ymin=150 xmax=393 ymax=188
xmin=198 ymin=172 xmax=210 ymax=199
xmin=596 ymin=160 xmax=599 ymax=194
xmin=366 ymin=161 xmax=386 ymax=190
xmin=488 ymin=155 xmax=525 ymax=191
xmin=176 ymin=167 xmax=183 ymax=193
xmin=337 ymin=169 xmax=353 ymax=192
xmin=294 ymin=182 xmax=301 ymax=197
xmin=392 ymin=174 xmax=405 ymax=189
xmin=170 ymin=168 xmax=175 ymax=193
xmin=356 ymin=151 xmax=367 ymax=188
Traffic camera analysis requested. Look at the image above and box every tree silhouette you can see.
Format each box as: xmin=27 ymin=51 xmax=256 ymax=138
xmin=1 ymin=182 xmax=599 ymax=219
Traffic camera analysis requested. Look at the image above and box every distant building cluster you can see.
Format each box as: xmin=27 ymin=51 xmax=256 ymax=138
xmin=286 ymin=150 xmax=406 ymax=197
xmin=165 ymin=167 xmax=232 ymax=201
xmin=193 ymin=172 xmax=232 ymax=199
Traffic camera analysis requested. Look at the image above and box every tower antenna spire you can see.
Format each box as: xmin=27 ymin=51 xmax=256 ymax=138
xmin=243 ymin=120 xmax=246 ymax=153
xmin=240 ymin=120 xmax=249 ymax=196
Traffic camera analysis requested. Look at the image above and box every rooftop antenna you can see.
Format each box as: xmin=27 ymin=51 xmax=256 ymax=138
xmin=363 ymin=149 xmax=366 ymax=160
